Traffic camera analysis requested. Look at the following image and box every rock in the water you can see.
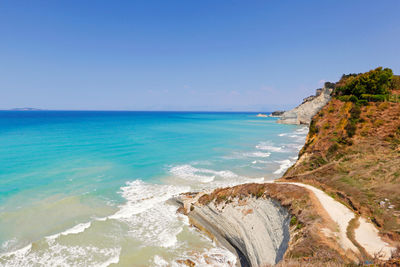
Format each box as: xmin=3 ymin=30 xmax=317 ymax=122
xmin=271 ymin=111 xmax=285 ymax=116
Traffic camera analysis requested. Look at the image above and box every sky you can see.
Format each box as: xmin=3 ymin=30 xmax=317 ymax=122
xmin=1 ymin=0 xmax=399 ymax=111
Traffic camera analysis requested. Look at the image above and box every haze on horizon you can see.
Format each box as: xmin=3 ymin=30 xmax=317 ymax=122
xmin=1 ymin=0 xmax=399 ymax=111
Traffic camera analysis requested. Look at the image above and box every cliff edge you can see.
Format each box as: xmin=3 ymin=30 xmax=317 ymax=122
xmin=277 ymin=85 xmax=333 ymax=125
xmin=174 ymin=183 xmax=363 ymax=267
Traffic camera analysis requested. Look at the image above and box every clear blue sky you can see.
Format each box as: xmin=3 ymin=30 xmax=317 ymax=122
xmin=1 ymin=0 xmax=399 ymax=111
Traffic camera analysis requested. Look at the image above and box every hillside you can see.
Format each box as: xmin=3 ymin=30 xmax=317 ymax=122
xmin=283 ymin=69 xmax=400 ymax=241
xmin=172 ymin=68 xmax=400 ymax=266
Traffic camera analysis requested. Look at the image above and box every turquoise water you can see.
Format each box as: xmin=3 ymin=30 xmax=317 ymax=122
xmin=0 ymin=111 xmax=307 ymax=266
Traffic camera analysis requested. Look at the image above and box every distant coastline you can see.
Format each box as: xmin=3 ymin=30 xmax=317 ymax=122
xmin=8 ymin=107 xmax=43 ymax=111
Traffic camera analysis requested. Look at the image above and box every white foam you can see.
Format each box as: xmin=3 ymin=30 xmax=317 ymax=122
xmin=46 ymin=222 xmax=92 ymax=241
xmin=0 ymin=243 xmax=32 ymax=259
xmin=109 ymin=180 xmax=189 ymax=220
xmin=295 ymin=127 xmax=309 ymax=134
xmin=99 ymin=251 xmax=121 ymax=267
xmin=170 ymin=165 xmax=216 ymax=183
xmin=0 ymin=243 xmax=121 ymax=267
xmin=153 ymin=255 xmax=169 ymax=267
xmin=273 ymin=159 xmax=293 ymax=175
xmin=256 ymin=142 xmax=284 ymax=152
xmin=109 ymin=180 xmax=190 ymax=249
xmin=243 ymin=151 xmax=271 ymax=158
xmin=181 ymin=246 xmax=237 ymax=267
xmin=170 ymin=164 xmax=240 ymax=183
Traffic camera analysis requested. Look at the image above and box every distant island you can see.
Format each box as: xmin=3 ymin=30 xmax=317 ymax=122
xmin=9 ymin=107 xmax=42 ymax=111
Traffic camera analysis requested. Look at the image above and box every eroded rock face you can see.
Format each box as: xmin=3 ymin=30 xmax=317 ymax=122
xmin=277 ymin=87 xmax=332 ymax=125
xmin=184 ymin=197 xmax=290 ymax=267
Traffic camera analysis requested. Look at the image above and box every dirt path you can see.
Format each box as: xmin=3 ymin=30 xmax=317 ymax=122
xmin=274 ymin=181 xmax=395 ymax=260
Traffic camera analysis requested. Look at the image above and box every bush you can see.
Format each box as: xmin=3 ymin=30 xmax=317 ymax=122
xmin=361 ymin=94 xmax=388 ymax=102
xmin=349 ymin=105 xmax=361 ymax=120
xmin=345 ymin=123 xmax=357 ymax=137
xmin=309 ymin=119 xmax=318 ymax=135
xmin=327 ymin=143 xmax=339 ymax=157
xmin=391 ymin=75 xmax=400 ymax=90
xmin=324 ymin=81 xmax=336 ymax=89
xmin=290 ymin=216 xmax=298 ymax=226
xmin=337 ymin=95 xmax=352 ymax=102
xmin=345 ymin=105 xmax=361 ymax=138
xmin=349 ymin=95 xmax=358 ymax=103
xmin=334 ymin=67 xmax=393 ymax=98
xmin=357 ymin=99 xmax=368 ymax=106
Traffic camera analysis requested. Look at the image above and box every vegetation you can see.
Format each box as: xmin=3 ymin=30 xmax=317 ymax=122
xmin=324 ymin=81 xmax=336 ymax=89
xmin=284 ymin=96 xmax=400 ymax=242
xmin=391 ymin=75 xmax=400 ymax=90
xmin=334 ymin=67 xmax=393 ymax=98
xmin=345 ymin=104 xmax=361 ymax=138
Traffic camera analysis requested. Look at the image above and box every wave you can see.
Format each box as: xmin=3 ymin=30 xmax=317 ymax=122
xmin=170 ymin=164 xmax=239 ymax=183
xmin=295 ymin=127 xmax=309 ymax=134
xmin=273 ymin=159 xmax=293 ymax=175
xmin=46 ymin=222 xmax=92 ymax=241
xmin=169 ymin=164 xmax=265 ymax=188
xmin=256 ymin=142 xmax=284 ymax=152
xmin=242 ymin=151 xmax=271 ymax=158
xmin=0 ymin=180 xmax=190 ymax=266
xmin=109 ymin=180 xmax=189 ymax=220
xmin=0 ymin=242 xmax=121 ymax=267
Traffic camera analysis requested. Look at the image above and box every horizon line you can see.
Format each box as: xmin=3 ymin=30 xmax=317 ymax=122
xmin=0 ymin=109 xmax=278 ymax=113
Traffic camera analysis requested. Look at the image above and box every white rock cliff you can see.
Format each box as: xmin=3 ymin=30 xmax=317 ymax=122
xmin=277 ymin=86 xmax=332 ymax=125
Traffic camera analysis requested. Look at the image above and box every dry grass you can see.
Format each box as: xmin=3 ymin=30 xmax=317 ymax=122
xmin=284 ymin=99 xmax=400 ymax=241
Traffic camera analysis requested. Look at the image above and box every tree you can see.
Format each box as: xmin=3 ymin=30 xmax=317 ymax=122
xmin=334 ymin=67 xmax=393 ymax=98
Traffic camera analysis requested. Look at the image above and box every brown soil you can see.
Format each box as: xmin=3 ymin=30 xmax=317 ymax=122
xmin=283 ymin=99 xmax=400 ymax=244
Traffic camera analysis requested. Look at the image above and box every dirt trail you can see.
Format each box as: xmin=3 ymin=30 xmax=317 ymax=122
xmin=274 ymin=181 xmax=395 ymax=260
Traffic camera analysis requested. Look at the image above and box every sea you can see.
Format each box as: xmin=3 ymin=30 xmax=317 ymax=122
xmin=0 ymin=111 xmax=307 ymax=266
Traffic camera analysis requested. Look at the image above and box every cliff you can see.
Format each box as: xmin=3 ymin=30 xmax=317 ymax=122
xmin=277 ymin=86 xmax=333 ymax=125
xmin=173 ymin=69 xmax=400 ymax=266
xmin=174 ymin=183 xmax=362 ymax=267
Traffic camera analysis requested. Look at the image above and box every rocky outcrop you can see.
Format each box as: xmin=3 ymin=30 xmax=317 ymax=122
xmin=200 ymin=199 xmax=288 ymax=266
xmin=173 ymin=183 xmax=361 ymax=267
xmin=175 ymin=195 xmax=290 ymax=267
xmin=277 ymin=86 xmax=332 ymax=125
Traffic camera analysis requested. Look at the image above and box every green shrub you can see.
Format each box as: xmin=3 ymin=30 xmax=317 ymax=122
xmin=388 ymin=94 xmax=400 ymax=103
xmin=349 ymin=95 xmax=359 ymax=103
xmin=290 ymin=216 xmax=298 ymax=226
xmin=337 ymin=95 xmax=352 ymax=102
xmin=349 ymin=105 xmax=361 ymax=120
xmin=334 ymin=67 xmax=393 ymax=98
xmin=309 ymin=119 xmax=318 ymax=135
xmin=327 ymin=143 xmax=339 ymax=155
xmin=357 ymin=99 xmax=368 ymax=106
xmin=361 ymin=94 xmax=388 ymax=102
xmin=345 ymin=123 xmax=356 ymax=137
xmin=391 ymin=75 xmax=400 ymax=90
xmin=345 ymin=105 xmax=361 ymax=138
xmin=324 ymin=81 xmax=336 ymax=89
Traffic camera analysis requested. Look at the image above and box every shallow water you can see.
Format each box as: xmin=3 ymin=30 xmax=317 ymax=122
xmin=0 ymin=111 xmax=307 ymax=266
